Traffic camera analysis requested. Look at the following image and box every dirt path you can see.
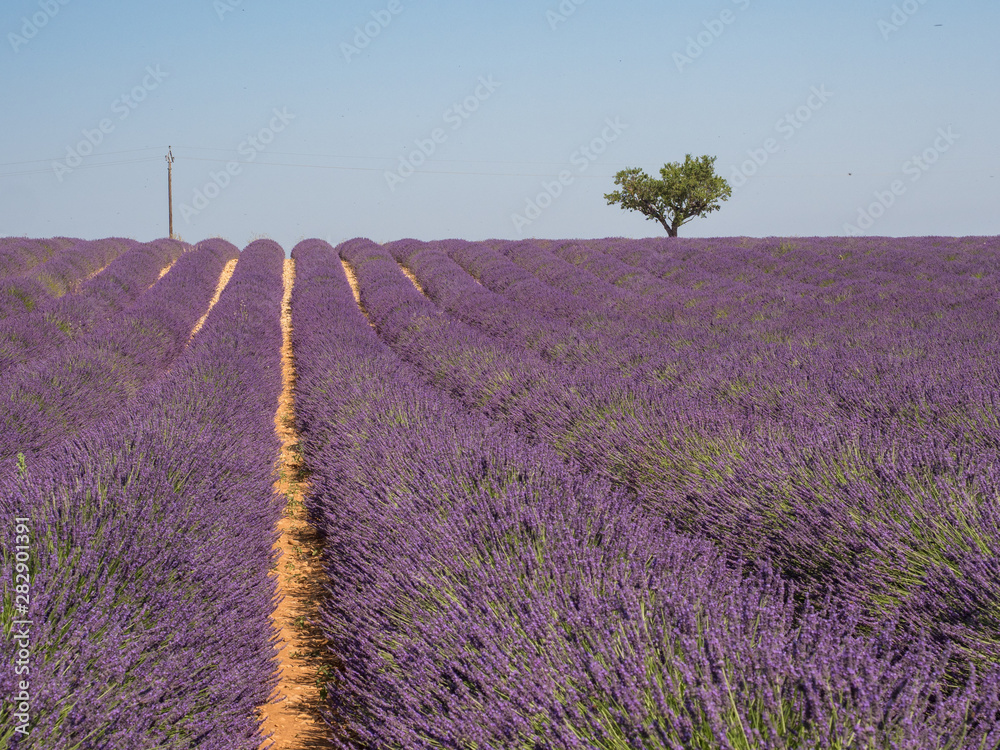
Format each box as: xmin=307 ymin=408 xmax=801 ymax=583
xmin=156 ymin=259 xmax=176 ymax=281
xmin=398 ymin=255 xmax=483 ymax=290
xmin=340 ymin=258 xmax=374 ymax=327
xmin=258 ymin=258 xmax=336 ymax=750
xmin=398 ymin=264 xmax=426 ymax=296
xmin=75 ymin=258 xmax=117 ymax=289
xmin=190 ymin=258 xmax=237 ymax=339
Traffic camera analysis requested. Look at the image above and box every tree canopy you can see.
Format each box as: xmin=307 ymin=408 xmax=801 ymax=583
xmin=605 ymin=154 xmax=731 ymax=236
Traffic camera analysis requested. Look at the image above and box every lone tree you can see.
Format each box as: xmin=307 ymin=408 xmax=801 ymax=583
xmin=605 ymin=154 xmax=731 ymax=237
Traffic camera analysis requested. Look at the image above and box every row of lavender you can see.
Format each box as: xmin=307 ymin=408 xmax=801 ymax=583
xmin=0 ymin=238 xmax=189 ymax=377
xmin=0 ymin=238 xmax=78 ymax=282
xmin=296 ymin=238 xmax=999 ymax=748
xmin=0 ymin=239 xmax=236 ymax=464
xmin=377 ymin=236 xmax=1000 ymax=671
xmin=533 ymin=236 xmax=998 ymax=419
xmin=0 ymin=237 xmax=138 ymax=320
xmin=446 ymin=236 xmax=998 ymax=411
xmin=1 ymin=240 xmax=284 ymax=747
xmin=512 ymin=235 xmax=1000 ymax=654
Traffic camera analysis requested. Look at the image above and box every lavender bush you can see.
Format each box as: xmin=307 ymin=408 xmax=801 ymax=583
xmin=0 ymin=240 xmax=285 ymax=748
xmin=365 ymin=237 xmax=1000 ymax=670
xmin=0 ymin=238 xmax=78 ymax=281
xmin=0 ymin=238 xmax=237 ymax=464
xmin=0 ymin=238 xmax=190 ymax=377
xmin=0 ymin=238 xmax=136 ymax=319
xmin=0 ymin=231 xmax=995 ymax=748
xmin=292 ymin=237 xmax=1000 ymax=748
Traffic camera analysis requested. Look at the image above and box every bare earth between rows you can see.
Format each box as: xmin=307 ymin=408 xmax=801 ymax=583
xmin=258 ymin=258 xmax=336 ymax=749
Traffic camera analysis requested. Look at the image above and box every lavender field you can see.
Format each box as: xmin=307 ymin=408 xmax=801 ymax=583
xmin=2 ymin=235 xmax=1000 ymax=749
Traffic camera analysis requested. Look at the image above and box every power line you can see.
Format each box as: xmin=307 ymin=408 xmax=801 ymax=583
xmin=0 ymin=156 xmax=162 ymax=177
xmin=0 ymin=147 xmax=166 ymax=168
xmin=0 ymin=145 xmax=601 ymax=174
xmin=172 ymin=145 xmax=587 ymax=167
xmin=177 ymin=155 xmax=618 ymax=178
xmin=6 ymin=142 xmax=991 ymax=172
xmin=1 ymin=144 xmax=992 ymax=180
xmin=0 ymin=151 xmax=616 ymax=179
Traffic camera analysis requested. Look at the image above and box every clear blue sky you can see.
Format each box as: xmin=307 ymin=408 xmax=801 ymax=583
xmin=1 ymin=0 xmax=997 ymax=248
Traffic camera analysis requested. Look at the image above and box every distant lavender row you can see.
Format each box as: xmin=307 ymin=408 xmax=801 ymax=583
xmin=584 ymin=236 xmax=1000 ymax=299
xmin=0 ymin=238 xmax=237 ymax=466
xmin=448 ymin=237 xmax=1000 ymax=385
xmin=553 ymin=236 xmax=1000 ymax=357
xmin=0 ymin=240 xmax=284 ymax=748
xmin=442 ymin=239 xmax=697 ymax=379
xmin=387 ymin=238 xmax=671 ymax=383
xmin=0 ymin=238 xmax=189 ymax=377
xmin=0 ymin=237 xmax=77 ymax=280
xmin=0 ymin=237 xmax=137 ymax=319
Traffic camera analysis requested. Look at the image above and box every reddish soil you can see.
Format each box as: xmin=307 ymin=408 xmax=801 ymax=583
xmin=258 ymin=258 xmax=337 ymax=749
xmin=190 ymin=259 xmax=237 ymax=339
xmin=340 ymin=259 xmax=373 ymax=327
xmin=398 ymin=264 xmax=425 ymax=295
xmin=157 ymin=260 xmax=176 ymax=281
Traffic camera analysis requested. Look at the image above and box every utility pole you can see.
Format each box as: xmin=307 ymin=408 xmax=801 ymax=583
xmin=165 ymin=147 xmax=175 ymax=239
